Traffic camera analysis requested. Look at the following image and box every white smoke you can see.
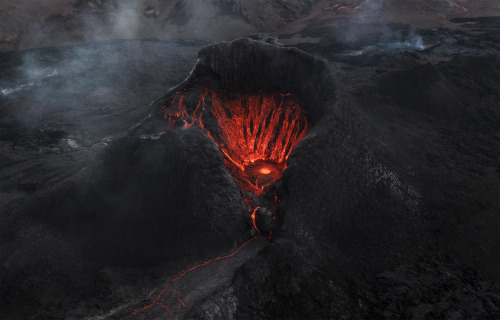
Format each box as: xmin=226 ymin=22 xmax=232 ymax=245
xmin=0 ymin=69 xmax=58 ymax=97
xmin=383 ymin=29 xmax=426 ymax=51
xmin=336 ymin=0 xmax=426 ymax=54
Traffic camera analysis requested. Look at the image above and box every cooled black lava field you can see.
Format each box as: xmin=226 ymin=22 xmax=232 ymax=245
xmin=1 ymin=2 xmax=499 ymax=319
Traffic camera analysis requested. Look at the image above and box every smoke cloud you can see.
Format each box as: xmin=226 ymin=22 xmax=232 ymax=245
xmin=336 ymin=0 xmax=426 ymax=53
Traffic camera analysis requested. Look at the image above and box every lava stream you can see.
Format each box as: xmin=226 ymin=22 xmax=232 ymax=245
xmin=127 ymin=236 xmax=258 ymax=319
xmin=131 ymin=88 xmax=310 ymax=318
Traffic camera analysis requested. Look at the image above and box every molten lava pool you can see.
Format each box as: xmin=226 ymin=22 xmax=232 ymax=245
xmin=164 ymin=88 xmax=309 ymax=195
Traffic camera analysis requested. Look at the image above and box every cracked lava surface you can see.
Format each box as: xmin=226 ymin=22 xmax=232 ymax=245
xmin=164 ymin=88 xmax=309 ymax=195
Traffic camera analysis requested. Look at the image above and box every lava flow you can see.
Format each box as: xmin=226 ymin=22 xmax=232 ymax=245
xmin=128 ymin=236 xmax=258 ymax=319
xmin=129 ymin=88 xmax=309 ymax=319
xmin=164 ymin=88 xmax=309 ymax=196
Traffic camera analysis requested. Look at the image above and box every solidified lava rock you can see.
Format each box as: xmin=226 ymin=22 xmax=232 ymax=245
xmin=376 ymin=63 xmax=465 ymax=118
xmin=2 ymin=35 xmax=499 ymax=320
xmin=142 ymin=37 xmax=336 ymax=129
xmin=0 ymin=37 xmax=339 ymax=320
xmin=253 ymin=207 xmax=274 ymax=236
xmin=177 ymin=39 xmax=500 ymax=319
xmin=0 ymin=126 xmax=249 ymax=317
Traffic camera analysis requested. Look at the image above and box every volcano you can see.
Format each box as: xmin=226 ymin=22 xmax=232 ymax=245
xmin=135 ymin=38 xmax=336 ymax=242
xmin=165 ymin=89 xmax=309 ymax=195
xmin=1 ymin=3 xmax=499 ymax=320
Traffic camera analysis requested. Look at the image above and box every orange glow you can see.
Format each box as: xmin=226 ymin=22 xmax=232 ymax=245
xmin=260 ymin=168 xmax=271 ymax=175
xmin=165 ymin=88 xmax=309 ymax=195
xmin=251 ymin=207 xmax=261 ymax=236
xmin=134 ymin=88 xmax=308 ymax=319
xmin=131 ymin=236 xmax=258 ymax=318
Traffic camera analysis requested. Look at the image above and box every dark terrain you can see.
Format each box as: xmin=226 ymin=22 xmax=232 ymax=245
xmin=0 ymin=6 xmax=499 ymax=320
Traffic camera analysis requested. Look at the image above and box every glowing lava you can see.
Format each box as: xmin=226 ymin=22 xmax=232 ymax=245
xmin=127 ymin=88 xmax=309 ymax=318
xmin=260 ymin=168 xmax=271 ymax=175
xmin=130 ymin=236 xmax=258 ymax=318
xmin=251 ymin=207 xmax=261 ymax=236
xmin=164 ymin=88 xmax=309 ymax=195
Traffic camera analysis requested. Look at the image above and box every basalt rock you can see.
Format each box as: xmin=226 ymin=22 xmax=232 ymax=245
xmin=140 ymin=37 xmax=336 ymax=130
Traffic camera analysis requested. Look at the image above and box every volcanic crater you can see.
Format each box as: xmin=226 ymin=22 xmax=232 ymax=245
xmin=138 ymin=38 xmax=336 ymax=238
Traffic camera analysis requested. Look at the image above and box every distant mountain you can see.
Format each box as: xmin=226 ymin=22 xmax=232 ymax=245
xmin=323 ymin=0 xmax=497 ymax=15
xmin=0 ymin=0 xmax=498 ymax=51
xmin=0 ymin=0 xmax=323 ymax=51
